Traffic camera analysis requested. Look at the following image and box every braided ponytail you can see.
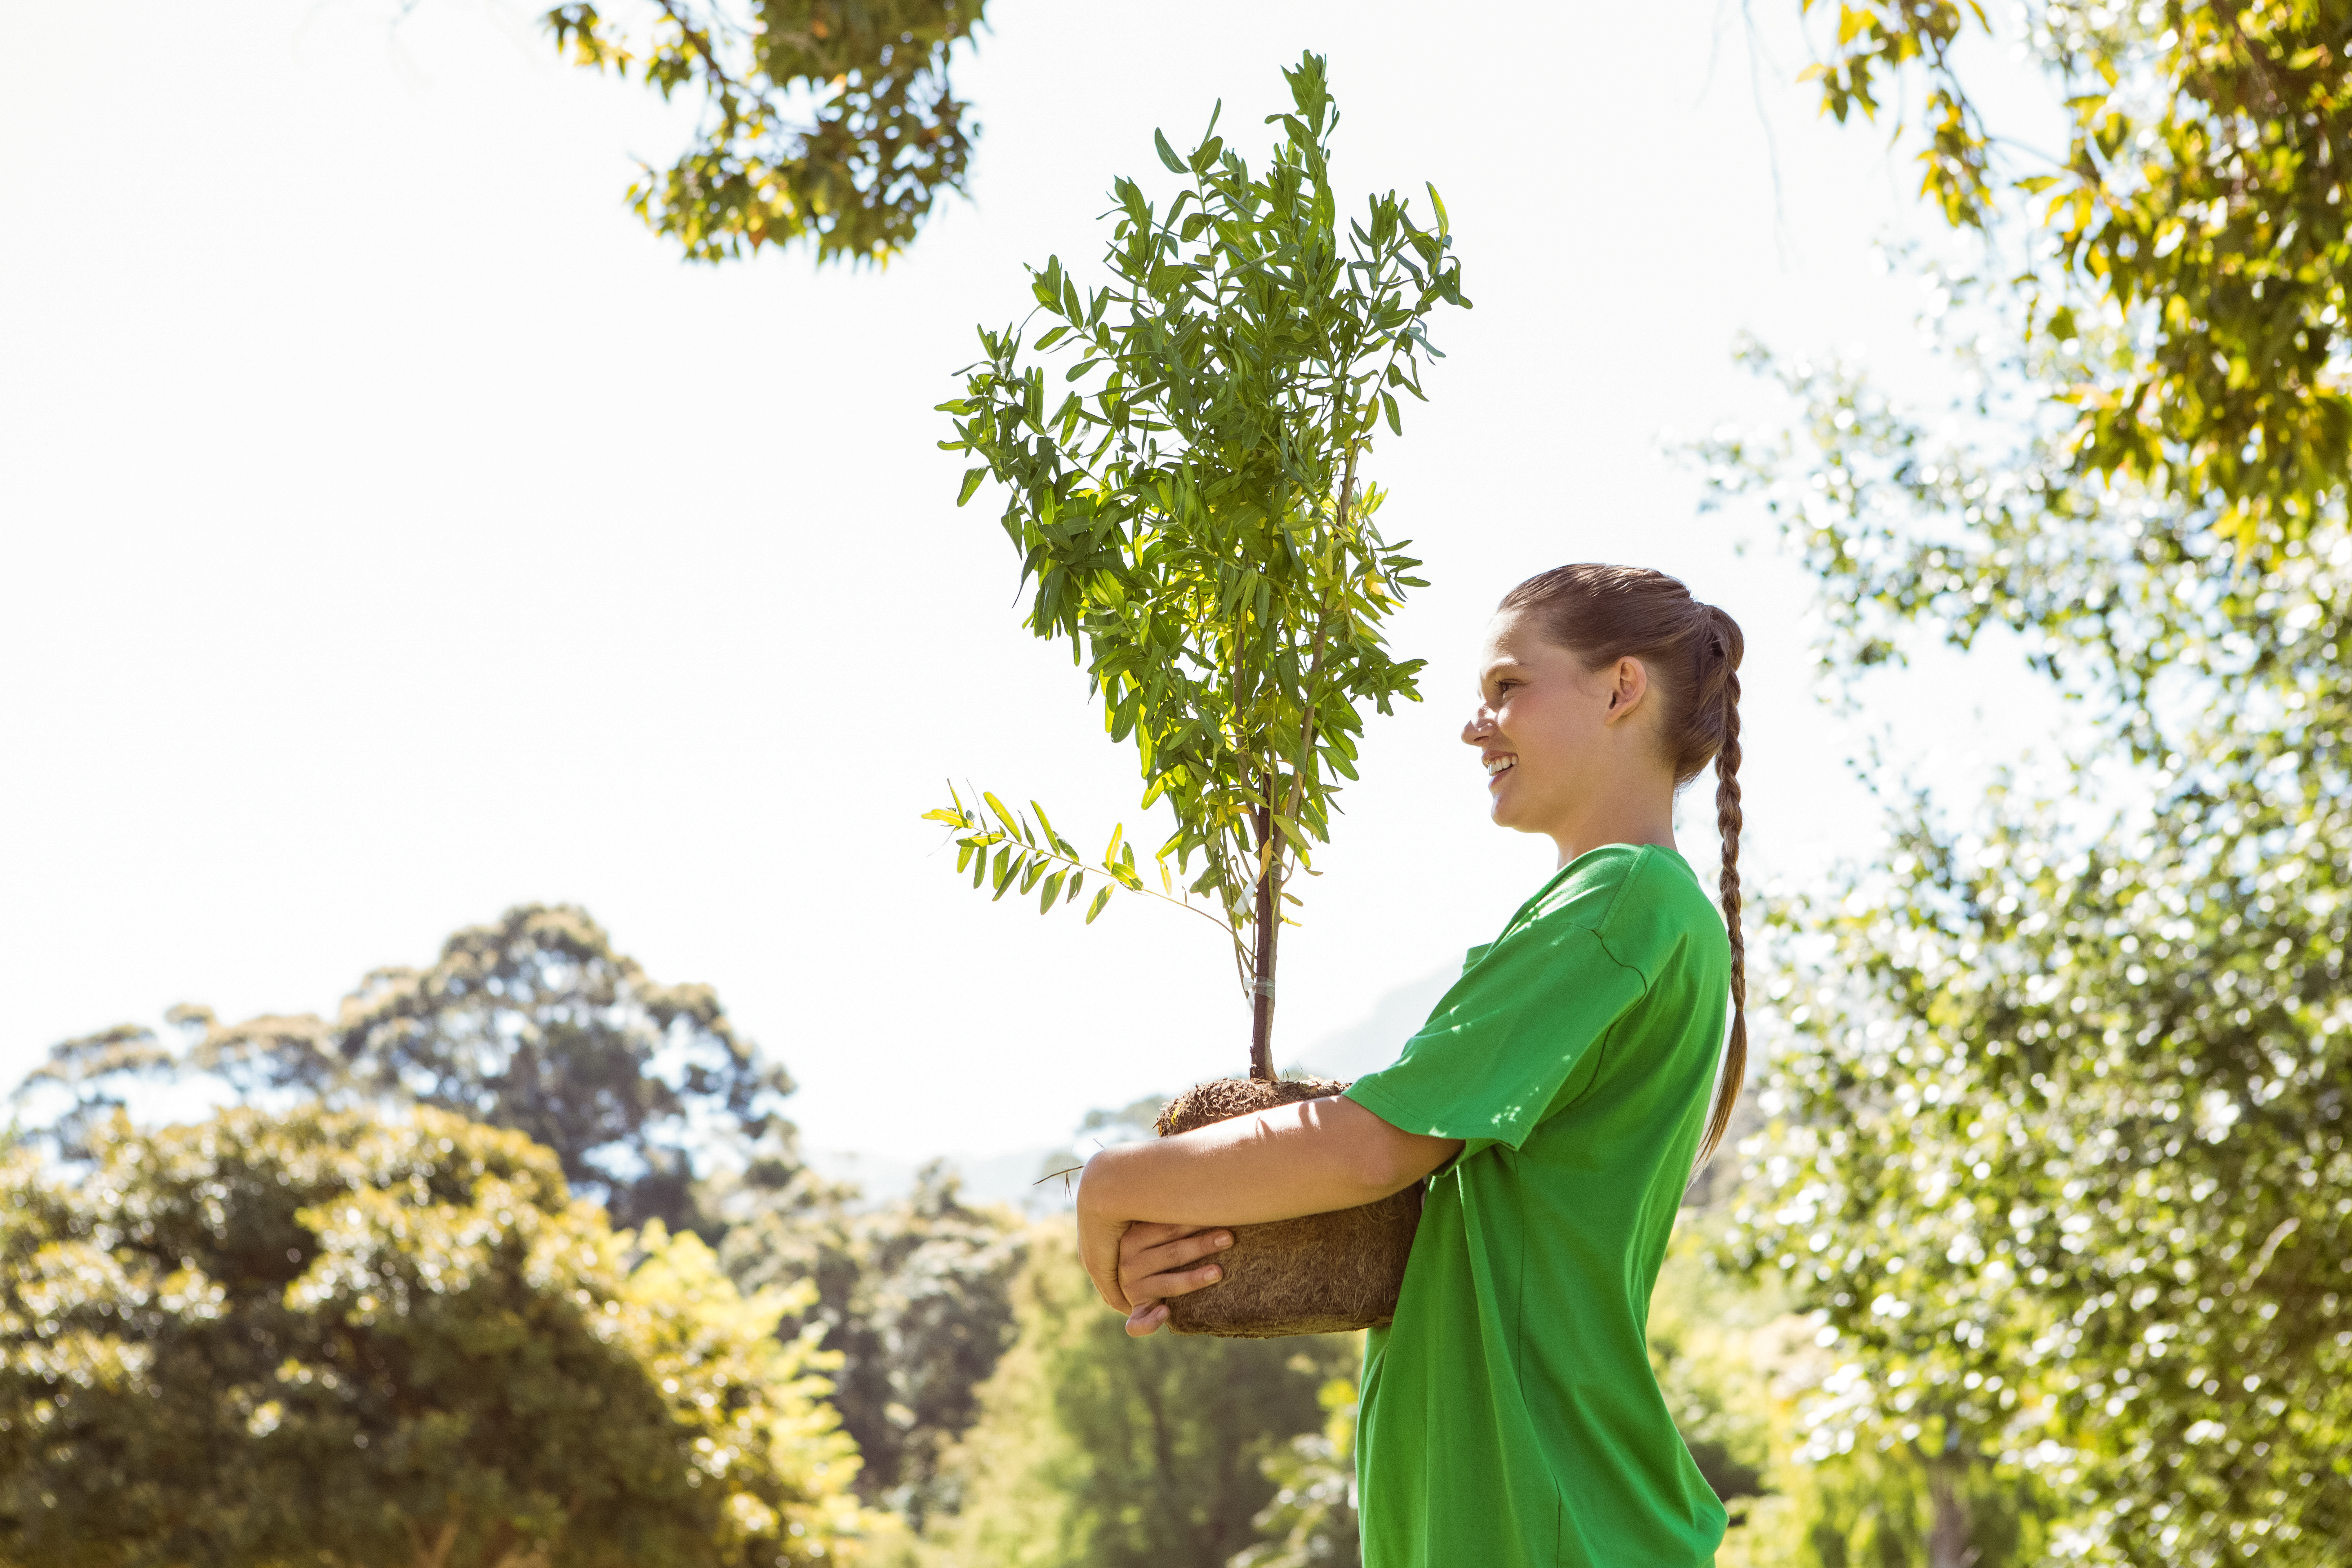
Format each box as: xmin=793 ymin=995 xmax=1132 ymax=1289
xmin=1497 ymin=566 xmax=1749 ymax=1166
xmin=1701 ymin=614 xmax=1745 ymax=1165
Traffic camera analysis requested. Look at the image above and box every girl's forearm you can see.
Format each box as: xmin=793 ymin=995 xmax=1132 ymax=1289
xmin=1078 ymin=1095 xmax=1460 ymax=1227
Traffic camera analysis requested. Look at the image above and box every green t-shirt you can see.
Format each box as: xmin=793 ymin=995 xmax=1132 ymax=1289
xmin=1344 ymin=843 xmax=1731 ymax=1568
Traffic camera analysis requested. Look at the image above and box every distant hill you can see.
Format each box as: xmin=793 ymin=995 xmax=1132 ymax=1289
xmin=1294 ymin=967 xmax=1453 ymax=1082
xmin=809 ymin=966 xmax=1454 ymax=1209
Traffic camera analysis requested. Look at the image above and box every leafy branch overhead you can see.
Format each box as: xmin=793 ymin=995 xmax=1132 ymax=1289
xmin=926 ymin=54 xmax=1468 ymax=1067
xmin=543 ymin=0 xmax=985 ymax=265
xmin=1801 ymin=0 xmax=2352 ymax=551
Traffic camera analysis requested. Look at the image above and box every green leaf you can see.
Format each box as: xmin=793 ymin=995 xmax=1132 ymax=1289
xmin=1086 ymin=886 xmax=1114 ymax=924
xmin=1154 ymin=128 xmax=1187 ymax=174
xmin=1040 ymin=870 xmax=1065 ymax=912
xmin=957 ymin=468 xmax=987 ymax=506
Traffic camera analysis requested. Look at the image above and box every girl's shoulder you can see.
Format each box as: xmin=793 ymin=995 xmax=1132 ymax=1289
xmin=1512 ymin=844 xmax=1722 ymax=984
xmin=1518 ymin=842 xmax=1700 ymax=925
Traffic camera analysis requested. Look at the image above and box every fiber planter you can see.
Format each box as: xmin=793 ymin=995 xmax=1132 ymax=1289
xmin=1154 ymin=1075 xmax=1422 ymax=1337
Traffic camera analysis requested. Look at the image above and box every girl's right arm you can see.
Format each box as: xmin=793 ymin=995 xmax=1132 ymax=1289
xmin=1074 ymin=1095 xmax=1459 ymax=1334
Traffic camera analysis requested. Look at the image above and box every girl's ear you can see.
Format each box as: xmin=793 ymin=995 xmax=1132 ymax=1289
xmin=1603 ymin=657 xmax=1649 ymax=721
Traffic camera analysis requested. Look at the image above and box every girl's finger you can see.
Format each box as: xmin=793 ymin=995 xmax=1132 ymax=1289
xmin=1125 ymin=1299 xmax=1169 ymax=1337
xmin=1127 ymin=1259 xmax=1224 ymax=1300
xmin=1124 ymin=1229 xmax=1234 ymax=1275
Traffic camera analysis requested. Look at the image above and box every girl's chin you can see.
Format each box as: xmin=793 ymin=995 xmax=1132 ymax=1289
xmin=1487 ymin=780 xmax=1552 ymax=835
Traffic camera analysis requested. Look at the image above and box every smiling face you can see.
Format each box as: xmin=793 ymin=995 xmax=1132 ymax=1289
xmin=1461 ymin=609 xmax=1675 ymax=858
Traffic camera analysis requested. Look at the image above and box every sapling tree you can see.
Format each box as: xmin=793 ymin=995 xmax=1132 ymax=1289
xmin=928 ymin=53 xmax=1468 ymax=1082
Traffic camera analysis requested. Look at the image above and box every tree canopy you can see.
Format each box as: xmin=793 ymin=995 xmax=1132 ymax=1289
xmin=543 ymin=0 xmax=987 ymax=265
xmin=1804 ymin=0 xmax=2350 ymax=549
xmin=8 ymin=907 xmax=1039 ymax=1545
xmin=716 ymin=1162 xmax=1028 ymax=1528
xmin=1675 ymin=4 xmax=2352 ymax=1562
xmin=0 ymin=1106 xmax=868 ymax=1568
xmin=17 ymin=904 xmax=794 ymax=1234
xmin=921 ymin=1224 xmax=1354 ymax=1568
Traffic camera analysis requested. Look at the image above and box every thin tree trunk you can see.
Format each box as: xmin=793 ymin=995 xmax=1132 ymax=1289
xmin=1251 ymin=441 xmax=1362 ymax=1079
xmin=410 ymin=1517 xmax=461 ymax=1568
xmin=1248 ymin=792 xmax=1278 ymax=1081
xmin=1926 ymin=1463 xmax=1976 ymax=1568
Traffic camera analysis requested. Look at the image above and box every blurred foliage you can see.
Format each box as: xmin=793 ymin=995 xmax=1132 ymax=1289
xmin=1713 ymin=680 xmax=2352 ymax=1563
xmin=1650 ymin=1227 xmax=2065 ymax=1568
xmin=9 ymin=1021 xmax=178 ymax=1166
xmin=918 ymin=1223 xmax=1352 ymax=1567
xmin=9 ymin=908 xmax=1030 ymax=1541
xmin=1684 ymin=6 xmax=2352 ymax=1556
xmin=719 ymin=1162 xmax=1028 ymax=1528
xmin=1650 ymin=1237 xmax=1777 ymax=1513
xmin=17 ymin=904 xmax=793 ymax=1234
xmin=931 ymin=51 xmax=1468 ymax=1076
xmin=1229 ymin=1375 xmax=1361 ymax=1568
xmin=1798 ymin=0 xmax=2352 ymax=550
xmin=0 ymin=1105 xmax=869 ymax=1566
xmin=543 ymin=0 xmax=986 ymax=265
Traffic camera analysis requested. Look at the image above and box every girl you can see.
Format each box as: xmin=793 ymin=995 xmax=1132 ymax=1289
xmin=1075 ymin=564 xmax=1746 ymax=1567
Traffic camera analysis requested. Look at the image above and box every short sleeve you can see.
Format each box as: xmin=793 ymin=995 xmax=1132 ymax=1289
xmin=1343 ymin=908 xmax=1649 ymax=1164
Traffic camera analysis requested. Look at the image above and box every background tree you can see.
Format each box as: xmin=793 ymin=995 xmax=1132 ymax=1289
xmin=543 ymin=0 xmax=988 ymax=265
xmin=15 ymin=904 xmax=795 ymax=1234
xmin=9 ymin=1020 xmax=179 ymax=1163
xmin=718 ymin=1162 xmax=1029 ymax=1529
xmin=8 ymin=906 xmax=1029 ymax=1539
xmin=930 ymin=52 xmax=1469 ymax=1078
xmin=1689 ymin=432 xmax=2352 ymax=1561
xmin=1644 ymin=1214 xmax=2064 ymax=1568
xmin=918 ymin=1225 xmax=1354 ymax=1568
xmin=0 ymin=1105 xmax=869 ymax=1568
xmin=1801 ymin=0 xmax=2350 ymax=551
xmin=1227 ymin=1374 xmax=1362 ymax=1568
xmin=1678 ymin=4 xmax=2352 ymax=1560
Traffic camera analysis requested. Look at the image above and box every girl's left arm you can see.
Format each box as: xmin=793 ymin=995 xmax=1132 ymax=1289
xmin=1074 ymin=1094 xmax=1461 ymax=1336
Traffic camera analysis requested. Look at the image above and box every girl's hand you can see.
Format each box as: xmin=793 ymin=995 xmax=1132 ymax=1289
xmin=1111 ymin=1221 xmax=1234 ymax=1337
xmin=1075 ymin=1151 xmax=1234 ymax=1334
xmin=1071 ymin=1097 xmax=1446 ymax=1336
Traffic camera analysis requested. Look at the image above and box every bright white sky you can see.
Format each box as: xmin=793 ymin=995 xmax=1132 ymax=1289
xmin=0 ymin=0 xmax=2068 ymax=1171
